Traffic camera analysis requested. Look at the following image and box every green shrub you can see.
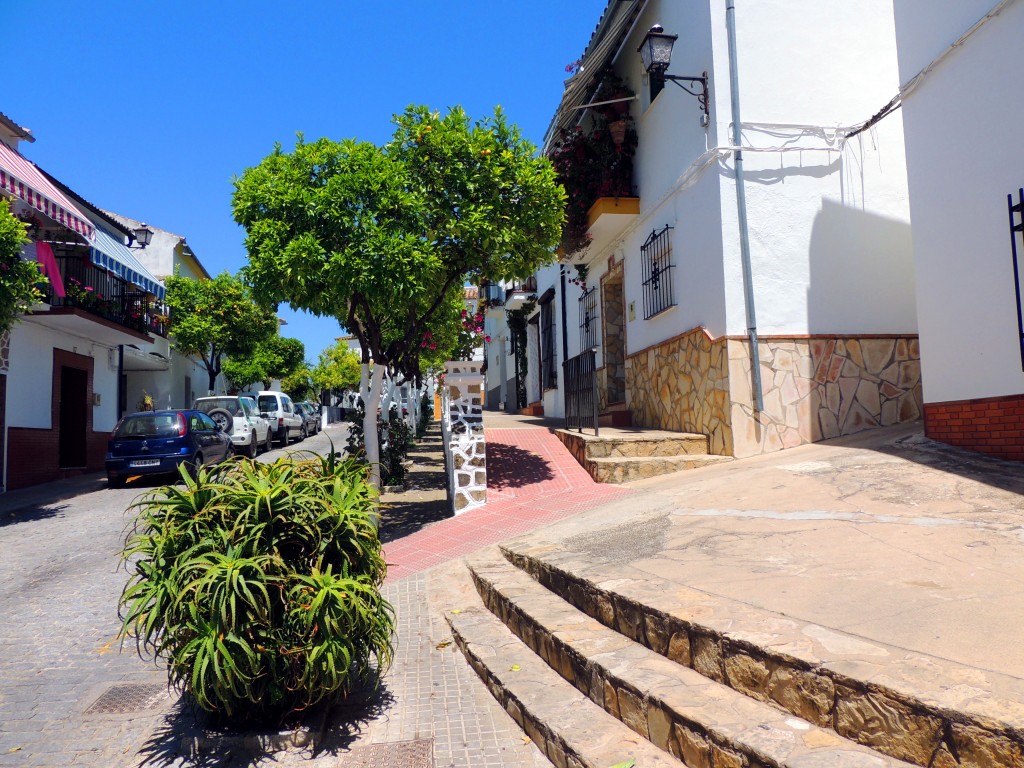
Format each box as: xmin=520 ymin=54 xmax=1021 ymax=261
xmin=118 ymin=451 xmax=394 ymax=723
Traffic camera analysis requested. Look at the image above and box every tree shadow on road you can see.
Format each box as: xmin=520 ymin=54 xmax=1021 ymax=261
xmin=487 ymin=442 xmax=555 ymax=490
xmin=0 ymin=503 xmax=68 ymax=528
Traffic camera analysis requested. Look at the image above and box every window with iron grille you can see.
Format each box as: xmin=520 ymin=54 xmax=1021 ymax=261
xmin=641 ymin=225 xmax=676 ymax=319
xmin=540 ymin=297 xmax=557 ymax=390
xmin=578 ymin=286 xmax=598 ymax=351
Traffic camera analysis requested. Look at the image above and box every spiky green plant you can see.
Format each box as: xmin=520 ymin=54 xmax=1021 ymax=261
xmin=118 ymin=451 xmax=393 ymax=723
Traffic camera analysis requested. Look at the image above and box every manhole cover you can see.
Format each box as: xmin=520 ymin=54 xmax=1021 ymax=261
xmin=85 ymin=682 xmax=169 ymax=714
xmin=344 ymin=738 xmax=434 ymax=767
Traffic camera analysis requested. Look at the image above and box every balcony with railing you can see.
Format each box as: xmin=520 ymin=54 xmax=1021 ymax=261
xmin=40 ymin=248 xmax=168 ymax=339
xmin=504 ymin=275 xmax=538 ymax=311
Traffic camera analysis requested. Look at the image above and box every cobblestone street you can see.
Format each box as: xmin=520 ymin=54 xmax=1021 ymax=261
xmin=0 ymin=480 xmax=171 ymax=767
xmin=0 ymin=422 xmax=576 ymax=768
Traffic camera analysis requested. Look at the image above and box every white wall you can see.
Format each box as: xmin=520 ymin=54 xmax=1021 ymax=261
xmin=894 ymin=0 xmax=1024 ymax=403
xmin=716 ymin=0 xmax=915 ymax=337
xmin=7 ymin=320 xmax=122 ymax=431
xmin=622 ymin=0 xmax=728 ymax=353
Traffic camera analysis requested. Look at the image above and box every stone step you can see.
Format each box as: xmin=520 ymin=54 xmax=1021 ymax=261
xmin=439 ymin=564 xmax=684 ymax=768
xmin=500 ymin=542 xmax=1024 ymax=768
xmin=559 ymin=430 xmax=711 ymax=460
xmin=588 ymin=455 xmax=732 ymax=484
xmin=468 ymin=549 xmax=914 ymax=768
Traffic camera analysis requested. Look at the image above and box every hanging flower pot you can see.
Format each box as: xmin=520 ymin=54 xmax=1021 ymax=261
xmin=608 ymin=119 xmax=627 ymax=146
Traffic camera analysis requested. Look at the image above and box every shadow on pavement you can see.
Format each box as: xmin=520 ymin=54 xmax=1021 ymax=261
xmin=487 ymin=442 xmax=555 ymax=490
xmin=134 ymin=684 xmax=396 ymax=767
xmin=379 ymin=497 xmax=452 ymax=543
xmin=873 ymin=431 xmax=1024 ymax=496
xmin=0 ymin=503 xmax=69 ymax=528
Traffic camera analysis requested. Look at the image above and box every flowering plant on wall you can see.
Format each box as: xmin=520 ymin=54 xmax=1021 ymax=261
xmin=549 ymin=71 xmax=637 ymax=257
xmin=454 ymin=309 xmax=490 ymax=360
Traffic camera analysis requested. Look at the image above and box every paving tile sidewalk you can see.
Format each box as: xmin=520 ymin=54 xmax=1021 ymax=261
xmin=382 ymin=413 xmax=634 ymax=582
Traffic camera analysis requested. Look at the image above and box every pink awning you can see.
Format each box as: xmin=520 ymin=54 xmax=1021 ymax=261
xmin=0 ymin=142 xmax=94 ymax=241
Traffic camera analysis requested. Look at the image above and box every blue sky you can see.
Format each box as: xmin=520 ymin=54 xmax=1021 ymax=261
xmin=2 ymin=1 xmax=598 ymax=362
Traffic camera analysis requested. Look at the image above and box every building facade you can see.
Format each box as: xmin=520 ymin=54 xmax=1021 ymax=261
xmin=493 ymin=0 xmax=922 ymax=459
xmin=894 ymin=0 xmax=1024 ymax=461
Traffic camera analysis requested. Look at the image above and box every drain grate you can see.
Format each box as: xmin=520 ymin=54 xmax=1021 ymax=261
xmin=344 ymin=738 xmax=434 ymax=768
xmin=85 ymin=682 xmax=169 ymax=714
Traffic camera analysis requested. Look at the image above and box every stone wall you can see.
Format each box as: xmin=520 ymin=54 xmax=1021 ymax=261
xmin=624 ymin=327 xmax=732 ymax=456
xmin=623 ymin=329 xmax=923 ymax=459
xmin=442 ymin=362 xmax=487 ymax=514
xmin=729 ymin=336 xmax=922 ymax=457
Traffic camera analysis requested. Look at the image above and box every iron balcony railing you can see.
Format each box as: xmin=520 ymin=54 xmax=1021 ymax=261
xmin=45 ymin=251 xmax=168 ymax=338
xmin=563 ymin=348 xmax=599 ymax=435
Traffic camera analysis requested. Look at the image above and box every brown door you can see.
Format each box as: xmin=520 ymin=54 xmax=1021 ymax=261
xmin=58 ymin=366 xmax=88 ymax=468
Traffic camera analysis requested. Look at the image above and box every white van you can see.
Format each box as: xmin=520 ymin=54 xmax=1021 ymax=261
xmin=246 ymin=391 xmax=305 ymax=446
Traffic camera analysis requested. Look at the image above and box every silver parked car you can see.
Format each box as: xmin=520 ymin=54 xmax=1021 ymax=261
xmin=295 ymin=401 xmax=321 ymax=437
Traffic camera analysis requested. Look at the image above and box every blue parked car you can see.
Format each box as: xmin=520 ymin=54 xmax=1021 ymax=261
xmin=105 ymin=410 xmax=233 ymax=488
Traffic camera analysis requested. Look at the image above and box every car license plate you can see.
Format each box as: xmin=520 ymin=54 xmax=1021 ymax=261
xmin=130 ymin=459 xmax=160 ymax=468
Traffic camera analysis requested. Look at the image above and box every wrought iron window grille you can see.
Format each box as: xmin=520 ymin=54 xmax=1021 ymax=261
xmin=1007 ymin=188 xmax=1024 ymax=370
xmin=540 ymin=298 xmax=558 ymax=390
xmin=578 ymin=286 xmax=599 ymax=351
xmin=641 ymin=225 xmax=676 ymax=319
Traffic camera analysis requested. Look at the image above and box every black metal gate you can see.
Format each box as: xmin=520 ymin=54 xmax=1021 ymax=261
xmin=563 ymin=348 xmax=599 ymax=435
xmin=1007 ymin=188 xmax=1024 ymax=370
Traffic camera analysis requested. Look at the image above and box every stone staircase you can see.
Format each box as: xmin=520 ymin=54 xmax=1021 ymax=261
xmin=437 ymin=542 xmax=1024 ymax=768
xmin=555 ymin=428 xmax=730 ymax=484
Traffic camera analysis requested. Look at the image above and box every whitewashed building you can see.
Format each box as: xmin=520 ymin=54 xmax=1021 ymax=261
xmin=506 ymin=0 xmax=921 ymax=459
xmin=893 ymin=0 xmax=1024 ymax=461
xmin=0 ymin=113 xmax=169 ymax=489
xmin=105 ymin=212 xmax=219 ymax=410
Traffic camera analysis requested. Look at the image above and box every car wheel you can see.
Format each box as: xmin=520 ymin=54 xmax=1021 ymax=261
xmin=301 ymin=424 xmax=308 ymax=440
xmin=263 ymin=429 xmax=273 ymax=453
xmin=185 ymin=455 xmax=202 ymax=481
xmin=246 ymin=434 xmax=258 ymax=459
xmin=208 ymin=408 xmax=233 ymax=435
xmin=107 ymin=474 xmax=126 ymax=488
xmin=279 ymin=427 xmax=290 ymax=447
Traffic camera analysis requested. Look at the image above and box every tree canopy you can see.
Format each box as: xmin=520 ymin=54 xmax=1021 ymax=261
xmin=165 ymin=272 xmax=278 ymax=391
xmin=223 ymin=334 xmax=305 ymax=391
xmin=311 ymin=340 xmax=362 ymax=394
xmin=0 ymin=199 xmax=45 ymax=335
xmin=232 ymin=105 xmax=564 ymax=379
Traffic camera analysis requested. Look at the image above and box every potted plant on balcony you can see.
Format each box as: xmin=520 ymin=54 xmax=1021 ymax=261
xmin=549 ymin=74 xmax=637 ymax=258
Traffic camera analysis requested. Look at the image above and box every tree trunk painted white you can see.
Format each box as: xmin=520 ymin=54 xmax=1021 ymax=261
xmin=360 ymin=364 xmax=385 ymax=489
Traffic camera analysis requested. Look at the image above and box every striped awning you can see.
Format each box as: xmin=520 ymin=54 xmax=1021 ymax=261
xmin=90 ymin=227 xmax=165 ymax=300
xmin=543 ymin=0 xmax=648 ymax=150
xmin=0 ymin=142 xmax=94 ymax=241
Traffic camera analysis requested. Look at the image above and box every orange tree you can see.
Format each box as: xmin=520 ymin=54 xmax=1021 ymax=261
xmin=0 ymin=199 xmax=45 ymax=334
xmin=165 ymin=272 xmax=278 ymax=392
xmin=233 ymin=106 xmax=564 ymax=483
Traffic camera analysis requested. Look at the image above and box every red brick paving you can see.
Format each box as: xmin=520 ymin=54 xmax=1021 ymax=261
xmin=383 ymin=426 xmax=634 ymax=582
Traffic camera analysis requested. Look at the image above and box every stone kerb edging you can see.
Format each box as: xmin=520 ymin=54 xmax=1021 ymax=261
xmin=501 ymin=545 xmax=1024 ymax=768
xmin=467 ymin=553 xmax=917 ymax=768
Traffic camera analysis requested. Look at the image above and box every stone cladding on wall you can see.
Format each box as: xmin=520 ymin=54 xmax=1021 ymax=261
xmin=624 ymin=328 xmax=732 ymax=456
xmin=441 ymin=361 xmax=487 ymax=514
xmin=624 ymin=328 xmax=923 ymax=458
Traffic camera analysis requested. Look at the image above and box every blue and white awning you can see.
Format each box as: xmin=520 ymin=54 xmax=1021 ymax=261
xmin=89 ymin=227 xmax=165 ymax=300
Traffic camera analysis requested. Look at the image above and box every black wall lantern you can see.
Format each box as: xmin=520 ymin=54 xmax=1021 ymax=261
xmin=638 ymin=24 xmax=709 ymax=123
xmin=128 ymin=223 xmax=153 ymax=249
